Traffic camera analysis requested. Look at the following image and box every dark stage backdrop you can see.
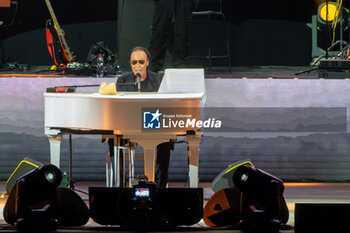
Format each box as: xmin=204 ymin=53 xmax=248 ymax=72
xmin=0 ymin=0 xmax=321 ymax=68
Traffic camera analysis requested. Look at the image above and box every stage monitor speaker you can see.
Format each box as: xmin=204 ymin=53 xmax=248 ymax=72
xmin=157 ymin=188 xmax=203 ymax=226
xmin=211 ymin=159 xmax=254 ymax=192
xmin=56 ymin=187 xmax=89 ymax=226
xmin=6 ymin=157 xmax=43 ymax=194
xmin=89 ymin=187 xmax=203 ymax=227
xmin=89 ymin=187 xmax=129 ymax=226
xmin=295 ymin=203 xmax=350 ymax=233
xmin=203 ymin=188 xmax=242 ymax=227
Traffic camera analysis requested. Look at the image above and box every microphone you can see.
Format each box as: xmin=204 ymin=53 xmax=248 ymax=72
xmin=136 ymin=73 xmax=141 ymax=92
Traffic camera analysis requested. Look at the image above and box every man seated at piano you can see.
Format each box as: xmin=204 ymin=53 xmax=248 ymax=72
xmin=107 ymin=46 xmax=172 ymax=187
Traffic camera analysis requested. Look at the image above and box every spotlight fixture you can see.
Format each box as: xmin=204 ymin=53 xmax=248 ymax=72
xmin=311 ymin=1 xmax=349 ymax=59
xmin=4 ymin=164 xmax=62 ymax=231
xmin=318 ymin=2 xmax=339 ymax=23
xmin=211 ymin=159 xmax=254 ymax=192
xmin=233 ymin=165 xmax=289 ymax=233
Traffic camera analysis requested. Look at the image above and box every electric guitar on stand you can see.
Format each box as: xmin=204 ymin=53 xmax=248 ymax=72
xmin=45 ymin=0 xmax=76 ymax=64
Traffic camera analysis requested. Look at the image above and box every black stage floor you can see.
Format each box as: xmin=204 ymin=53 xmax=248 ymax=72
xmin=1 ymin=181 xmax=350 ymax=233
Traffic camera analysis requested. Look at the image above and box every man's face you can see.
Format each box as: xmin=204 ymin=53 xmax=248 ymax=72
xmin=130 ymin=50 xmax=149 ymax=80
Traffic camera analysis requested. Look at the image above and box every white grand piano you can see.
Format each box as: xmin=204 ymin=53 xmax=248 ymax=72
xmin=44 ymin=69 xmax=206 ymax=187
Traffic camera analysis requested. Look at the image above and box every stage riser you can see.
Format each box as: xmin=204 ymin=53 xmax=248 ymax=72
xmin=1 ymin=77 xmax=350 ymax=181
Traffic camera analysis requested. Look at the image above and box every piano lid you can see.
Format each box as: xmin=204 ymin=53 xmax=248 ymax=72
xmin=158 ymin=68 xmax=206 ymax=105
xmin=158 ymin=68 xmax=206 ymax=102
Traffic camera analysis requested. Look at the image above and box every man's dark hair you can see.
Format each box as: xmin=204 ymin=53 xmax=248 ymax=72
xmin=129 ymin=46 xmax=151 ymax=61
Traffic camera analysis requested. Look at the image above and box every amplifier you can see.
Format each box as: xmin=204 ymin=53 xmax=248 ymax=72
xmin=318 ymin=59 xmax=350 ymax=69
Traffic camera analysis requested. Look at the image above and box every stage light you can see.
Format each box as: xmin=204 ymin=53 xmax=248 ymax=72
xmin=310 ymin=1 xmax=349 ymax=59
xmin=233 ymin=165 xmax=289 ymax=233
xmin=211 ymin=159 xmax=254 ymax=192
xmin=318 ymin=2 xmax=339 ymax=23
xmin=4 ymin=164 xmax=62 ymax=231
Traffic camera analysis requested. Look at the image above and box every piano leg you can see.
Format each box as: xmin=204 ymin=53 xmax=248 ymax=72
xmin=122 ymin=147 xmax=126 ymax=187
xmin=128 ymin=142 xmax=136 ymax=187
xmin=126 ymin=136 xmax=173 ymax=183
xmin=187 ymin=133 xmax=201 ymax=188
xmin=48 ymin=134 xmax=62 ymax=168
xmin=124 ymin=135 xmax=164 ymax=182
xmin=143 ymin=145 xmax=158 ymax=182
xmin=106 ymin=153 xmax=113 ymax=187
xmin=113 ymin=135 xmax=121 ymax=187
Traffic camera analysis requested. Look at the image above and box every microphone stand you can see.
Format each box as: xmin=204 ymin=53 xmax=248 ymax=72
xmin=137 ymin=77 xmax=141 ymax=92
xmin=136 ymin=73 xmax=141 ymax=92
